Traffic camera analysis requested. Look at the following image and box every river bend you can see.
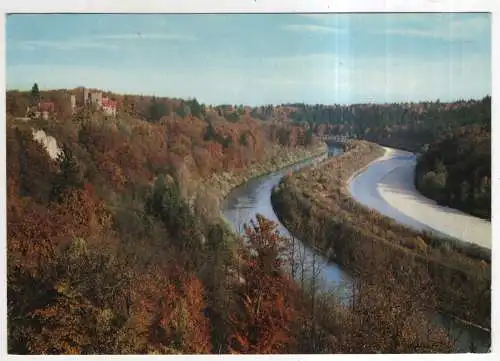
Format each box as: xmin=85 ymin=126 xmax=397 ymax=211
xmin=220 ymin=145 xmax=489 ymax=352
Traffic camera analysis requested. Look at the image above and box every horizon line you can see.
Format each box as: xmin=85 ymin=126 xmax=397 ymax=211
xmin=6 ymin=85 xmax=491 ymax=108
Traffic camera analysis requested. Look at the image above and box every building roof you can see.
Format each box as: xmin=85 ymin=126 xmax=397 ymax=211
xmin=38 ymin=102 xmax=55 ymax=112
xmin=102 ymin=97 xmax=119 ymax=108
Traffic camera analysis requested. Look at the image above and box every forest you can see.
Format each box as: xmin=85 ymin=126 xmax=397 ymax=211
xmin=415 ymin=124 xmax=491 ymax=220
xmin=6 ymin=86 xmax=488 ymax=354
xmin=285 ymin=96 xmax=491 ymax=153
xmin=7 ymin=86 xmax=325 ymax=354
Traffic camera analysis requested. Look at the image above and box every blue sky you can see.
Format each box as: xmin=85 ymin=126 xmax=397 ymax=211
xmin=6 ymin=13 xmax=491 ymax=105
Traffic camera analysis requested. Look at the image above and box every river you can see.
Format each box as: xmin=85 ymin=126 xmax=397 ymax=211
xmin=348 ymin=147 xmax=491 ymax=249
xmin=221 ymin=147 xmax=352 ymax=296
xmin=220 ymin=145 xmax=490 ymax=352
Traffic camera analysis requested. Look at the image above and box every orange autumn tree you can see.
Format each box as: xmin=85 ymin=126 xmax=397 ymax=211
xmin=228 ymin=215 xmax=296 ymax=354
xmin=132 ymin=265 xmax=211 ymax=354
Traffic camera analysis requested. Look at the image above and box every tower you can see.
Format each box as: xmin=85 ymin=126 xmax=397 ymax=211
xmin=70 ymin=94 xmax=76 ymax=113
xmin=83 ymin=88 xmax=91 ymax=105
xmin=90 ymin=92 xmax=103 ymax=108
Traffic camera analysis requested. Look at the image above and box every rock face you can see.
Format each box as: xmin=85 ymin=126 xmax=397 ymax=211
xmin=32 ymin=129 xmax=63 ymax=160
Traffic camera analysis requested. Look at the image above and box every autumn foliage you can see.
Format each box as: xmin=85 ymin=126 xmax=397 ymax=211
xmin=132 ymin=266 xmax=211 ymax=354
xmin=228 ymin=216 xmax=296 ymax=353
xmin=7 ymin=86 xmax=479 ymax=354
xmin=6 ymin=88 xmax=320 ymax=355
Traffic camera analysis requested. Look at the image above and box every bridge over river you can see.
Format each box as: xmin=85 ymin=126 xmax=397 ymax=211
xmin=319 ymin=134 xmax=356 ymax=143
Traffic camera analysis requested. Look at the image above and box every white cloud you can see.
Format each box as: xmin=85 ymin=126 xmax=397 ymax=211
xmin=384 ymin=15 xmax=490 ymax=42
xmin=17 ymin=40 xmax=119 ymax=51
xmin=15 ymin=32 xmax=197 ymax=52
xmin=385 ymin=28 xmax=442 ymax=38
xmin=298 ymin=13 xmax=490 ymax=43
xmin=283 ymin=24 xmax=345 ymax=34
xmin=265 ymin=53 xmax=340 ymax=66
xmin=338 ymin=54 xmax=491 ymax=102
xmin=258 ymin=50 xmax=490 ymax=103
xmin=254 ymin=77 xmax=302 ymax=86
xmin=96 ymin=33 xmax=198 ymax=41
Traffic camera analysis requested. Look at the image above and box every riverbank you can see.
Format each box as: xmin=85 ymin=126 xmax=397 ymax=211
xmin=192 ymin=142 xmax=328 ymax=220
xmin=352 ymin=148 xmax=491 ymax=249
xmin=271 ymin=140 xmax=490 ymax=331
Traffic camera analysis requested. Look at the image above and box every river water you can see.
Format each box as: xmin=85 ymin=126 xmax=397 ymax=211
xmin=221 ymin=147 xmax=352 ymax=296
xmin=220 ymin=145 xmax=490 ymax=353
xmin=348 ymin=147 xmax=491 ymax=249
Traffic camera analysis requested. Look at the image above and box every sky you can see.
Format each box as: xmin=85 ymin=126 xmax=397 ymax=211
xmin=6 ymin=13 xmax=492 ymax=106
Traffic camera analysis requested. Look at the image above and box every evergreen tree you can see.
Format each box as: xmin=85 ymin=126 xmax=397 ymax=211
xmin=176 ymin=105 xmax=188 ymax=118
xmin=239 ymin=132 xmax=249 ymax=146
xmin=148 ymin=98 xmax=167 ymax=123
xmin=30 ymin=83 xmax=40 ymax=106
xmin=304 ymin=128 xmax=314 ymax=147
xmin=204 ymin=123 xmax=216 ymax=142
xmin=190 ymin=98 xmax=202 ymax=118
xmin=51 ymin=145 xmax=83 ymax=201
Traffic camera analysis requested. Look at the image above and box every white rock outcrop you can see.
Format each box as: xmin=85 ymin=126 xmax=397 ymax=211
xmin=32 ymin=129 xmax=63 ymax=161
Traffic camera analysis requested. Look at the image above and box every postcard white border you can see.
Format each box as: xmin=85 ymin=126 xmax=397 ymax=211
xmin=1 ymin=1 xmax=498 ymax=361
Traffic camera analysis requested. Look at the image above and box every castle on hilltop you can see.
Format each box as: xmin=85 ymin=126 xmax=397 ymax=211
xmin=27 ymin=87 xmax=120 ymax=120
xmin=72 ymin=88 xmax=119 ymax=116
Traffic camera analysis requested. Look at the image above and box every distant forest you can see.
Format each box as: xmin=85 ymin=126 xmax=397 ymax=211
xmin=283 ymin=96 xmax=491 ymax=152
xmin=282 ymin=97 xmax=491 ymax=218
xmin=415 ymin=124 xmax=491 ymax=220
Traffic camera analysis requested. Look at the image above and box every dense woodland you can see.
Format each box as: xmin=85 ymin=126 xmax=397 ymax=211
xmin=6 ymin=86 xmax=489 ymax=354
xmin=285 ymin=96 xmax=491 ymax=153
xmin=7 ymin=87 xmax=323 ymax=354
xmin=415 ymin=124 xmax=491 ymax=220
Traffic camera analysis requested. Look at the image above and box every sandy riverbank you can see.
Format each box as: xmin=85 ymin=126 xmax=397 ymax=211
xmin=348 ymin=147 xmax=491 ymax=249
